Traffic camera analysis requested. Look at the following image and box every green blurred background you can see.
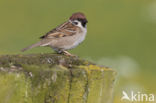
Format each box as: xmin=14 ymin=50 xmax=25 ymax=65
xmin=0 ymin=0 xmax=156 ymax=102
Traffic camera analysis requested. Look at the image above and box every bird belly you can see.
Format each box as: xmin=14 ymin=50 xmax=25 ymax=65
xmin=49 ymin=31 xmax=87 ymax=51
xmin=69 ymin=31 xmax=86 ymax=49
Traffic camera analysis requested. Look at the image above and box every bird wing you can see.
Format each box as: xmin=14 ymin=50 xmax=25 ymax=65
xmin=40 ymin=21 xmax=78 ymax=39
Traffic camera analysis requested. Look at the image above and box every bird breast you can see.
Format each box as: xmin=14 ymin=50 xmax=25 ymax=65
xmin=71 ymin=28 xmax=87 ymax=49
xmin=49 ymin=27 xmax=87 ymax=50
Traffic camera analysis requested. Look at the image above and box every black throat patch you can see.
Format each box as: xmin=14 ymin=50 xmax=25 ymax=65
xmin=77 ymin=18 xmax=88 ymax=27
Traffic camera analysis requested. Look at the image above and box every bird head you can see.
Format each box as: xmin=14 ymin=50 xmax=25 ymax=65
xmin=69 ymin=12 xmax=88 ymax=28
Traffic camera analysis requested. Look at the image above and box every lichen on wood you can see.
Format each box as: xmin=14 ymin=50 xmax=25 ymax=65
xmin=0 ymin=53 xmax=116 ymax=103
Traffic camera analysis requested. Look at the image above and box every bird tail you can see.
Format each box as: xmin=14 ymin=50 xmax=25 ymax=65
xmin=21 ymin=41 xmax=42 ymax=52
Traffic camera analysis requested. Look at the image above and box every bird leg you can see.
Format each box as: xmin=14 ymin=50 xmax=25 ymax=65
xmin=62 ymin=51 xmax=74 ymax=56
xmin=56 ymin=49 xmax=75 ymax=57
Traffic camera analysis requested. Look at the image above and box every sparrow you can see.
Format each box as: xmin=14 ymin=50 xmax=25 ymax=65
xmin=21 ymin=12 xmax=88 ymax=56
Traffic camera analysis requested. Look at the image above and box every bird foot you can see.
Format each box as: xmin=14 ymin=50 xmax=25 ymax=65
xmin=62 ymin=51 xmax=74 ymax=56
xmin=56 ymin=50 xmax=77 ymax=57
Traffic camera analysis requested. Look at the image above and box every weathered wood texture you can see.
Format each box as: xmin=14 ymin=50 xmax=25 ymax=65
xmin=0 ymin=53 xmax=116 ymax=103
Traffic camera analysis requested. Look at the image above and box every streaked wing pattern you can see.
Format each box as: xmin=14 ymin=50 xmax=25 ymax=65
xmin=40 ymin=21 xmax=78 ymax=39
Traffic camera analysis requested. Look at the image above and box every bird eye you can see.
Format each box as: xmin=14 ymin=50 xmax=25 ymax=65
xmin=73 ymin=21 xmax=78 ymax=25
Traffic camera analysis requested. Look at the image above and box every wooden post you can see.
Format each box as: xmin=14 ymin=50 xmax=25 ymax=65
xmin=0 ymin=53 xmax=116 ymax=103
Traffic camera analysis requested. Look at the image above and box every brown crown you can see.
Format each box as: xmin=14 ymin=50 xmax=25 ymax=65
xmin=69 ymin=12 xmax=86 ymax=20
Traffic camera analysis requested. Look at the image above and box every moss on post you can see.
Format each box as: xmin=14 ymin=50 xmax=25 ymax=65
xmin=0 ymin=53 xmax=116 ymax=103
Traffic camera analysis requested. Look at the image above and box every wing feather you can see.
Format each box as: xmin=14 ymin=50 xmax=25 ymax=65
xmin=40 ymin=21 xmax=78 ymax=39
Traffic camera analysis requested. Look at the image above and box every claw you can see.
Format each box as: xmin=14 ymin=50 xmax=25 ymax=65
xmin=56 ymin=50 xmax=77 ymax=57
xmin=63 ymin=51 xmax=73 ymax=56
